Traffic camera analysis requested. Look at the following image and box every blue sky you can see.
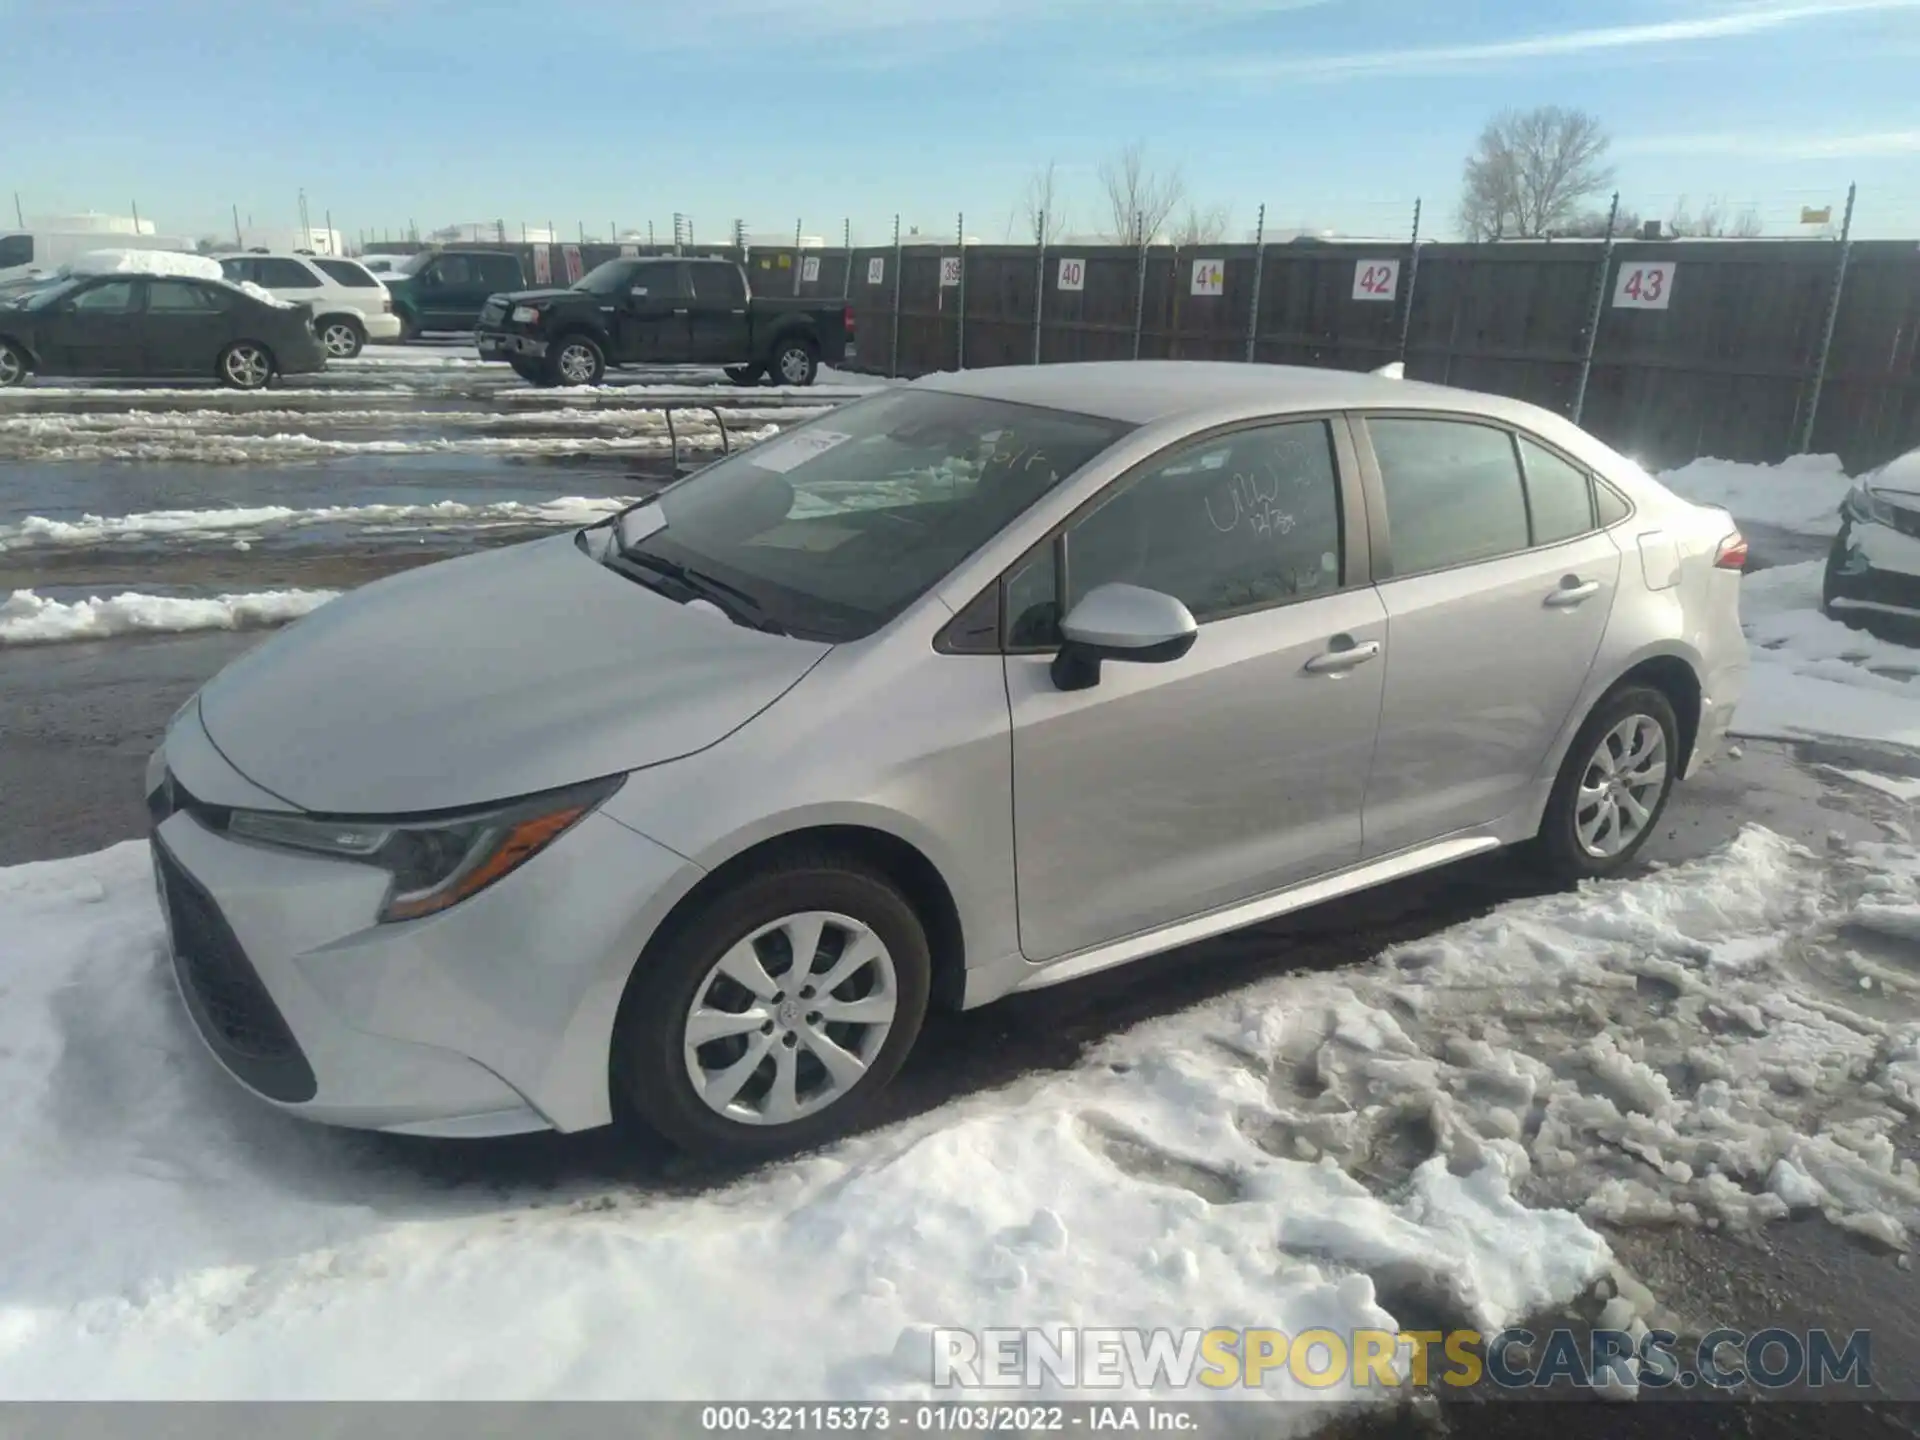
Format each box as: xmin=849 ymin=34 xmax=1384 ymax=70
xmin=3 ymin=0 xmax=1916 ymax=243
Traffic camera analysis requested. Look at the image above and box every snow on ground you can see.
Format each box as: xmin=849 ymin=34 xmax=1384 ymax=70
xmin=0 ymin=588 xmax=337 ymax=645
xmin=1660 ymin=453 xmax=1852 ymax=537
xmin=0 ymin=821 xmax=1913 ymax=1403
xmin=0 ymin=424 xmax=782 ymax=465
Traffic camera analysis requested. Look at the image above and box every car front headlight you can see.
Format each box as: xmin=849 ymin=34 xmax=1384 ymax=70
xmin=510 ymin=305 xmax=542 ymax=325
xmin=1845 ymin=483 xmax=1896 ymax=526
xmin=224 ymin=773 xmax=623 ymax=923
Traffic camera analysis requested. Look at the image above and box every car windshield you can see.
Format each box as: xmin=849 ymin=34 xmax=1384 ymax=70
xmin=395 ymin=252 xmax=433 ymax=277
xmin=605 ymin=388 xmax=1131 ymax=642
xmin=22 ymin=278 xmax=81 ymax=310
xmin=573 ymin=260 xmax=637 ymax=295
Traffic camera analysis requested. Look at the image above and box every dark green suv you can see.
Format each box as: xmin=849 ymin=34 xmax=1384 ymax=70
xmin=383 ymin=248 xmax=525 ymax=340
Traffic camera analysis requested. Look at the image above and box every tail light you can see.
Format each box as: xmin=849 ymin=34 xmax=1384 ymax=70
xmin=844 ymin=305 xmax=855 ymax=337
xmin=1714 ymin=530 xmax=1748 ymax=570
xmin=381 ymin=299 xmax=392 ymax=313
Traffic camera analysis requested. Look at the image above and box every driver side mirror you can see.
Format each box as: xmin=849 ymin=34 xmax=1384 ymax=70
xmin=1050 ymin=583 xmax=1197 ymax=692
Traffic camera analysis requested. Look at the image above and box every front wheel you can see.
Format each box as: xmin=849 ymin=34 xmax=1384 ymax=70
xmin=218 ymin=341 xmax=275 ymax=391
xmin=1537 ymin=684 xmax=1679 ymax=881
xmin=508 ymin=356 xmax=543 ymax=383
xmin=548 ymin=333 xmax=606 ymax=387
xmin=611 ymin=854 xmax=932 ymax=1162
xmin=0 ymin=340 xmax=27 ymax=387
xmin=768 ymin=337 xmax=819 ymax=387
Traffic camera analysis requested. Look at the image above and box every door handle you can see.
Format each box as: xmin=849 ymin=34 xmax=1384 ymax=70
xmin=1303 ymin=637 xmax=1381 ymax=674
xmin=1545 ymin=578 xmax=1602 ymax=607
xmin=673 ymin=308 xmax=689 ymax=316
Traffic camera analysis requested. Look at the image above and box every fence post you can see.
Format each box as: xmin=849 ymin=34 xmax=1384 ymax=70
xmin=1032 ymin=210 xmax=1047 ymax=365
xmin=1570 ymin=191 xmax=1620 ymax=426
xmin=889 ymin=214 xmax=903 ymax=379
xmin=956 ymin=211 xmax=967 ymax=372
xmin=1131 ymin=212 xmax=1148 ymax=360
xmin=841 ymin=219 xmax=852 ymax=302
xmin=793 ymin=218 xmax=803 ymax=295
xmin=1244 ymin=202 xmax=1267 ymax=364
xmin=1799 ymin=181 xmax=1858 ymax=455
xmin=1396 ymin=198 xmax=1423 ymax=367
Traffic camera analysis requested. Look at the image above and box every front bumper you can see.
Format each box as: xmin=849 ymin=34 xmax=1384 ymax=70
xmin=475 ymin=328 xmax=547 ymax=362
xmin=1825 ymin=515 xmax=1920 ymax=619
xmin=147 ymin=732 xmax=695 ymax=1137
xmin=361 ymin=312 xmax=403 ymax=342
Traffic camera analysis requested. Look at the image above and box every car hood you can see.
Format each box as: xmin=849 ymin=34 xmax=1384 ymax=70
xmin=195 ymin=533 xmax=831 ymax=815
xmin=1870 ymin=450 xmax=1920 ymax=501
xmin=498 ymin=287 xmax=583 ymax=306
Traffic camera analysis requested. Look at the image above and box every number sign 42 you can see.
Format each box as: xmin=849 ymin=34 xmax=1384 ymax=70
xmin=1613 ymin=261 xmax=1675 ymax=310
xmin=1352 ymin=259 xmax=1399 ymax=302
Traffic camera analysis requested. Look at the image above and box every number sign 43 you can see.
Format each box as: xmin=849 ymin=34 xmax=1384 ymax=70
xmin=1613 ymin=261 xmax=1675 ymax=310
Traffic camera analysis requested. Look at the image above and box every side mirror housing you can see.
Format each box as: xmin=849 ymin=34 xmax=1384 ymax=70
xmin=1050 ymin=583 xmax=1198 ymax=691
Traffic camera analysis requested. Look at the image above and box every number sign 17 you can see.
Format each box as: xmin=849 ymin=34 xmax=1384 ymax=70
xmin=1353 ymin=259 xmax=1399 ymax=302
xmin=1613 ymin=261 xmax=1675 ymax=310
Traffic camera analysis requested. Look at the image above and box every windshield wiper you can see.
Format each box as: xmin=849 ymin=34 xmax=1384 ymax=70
xmin=612 ymin=551 xmax=787 ymax=635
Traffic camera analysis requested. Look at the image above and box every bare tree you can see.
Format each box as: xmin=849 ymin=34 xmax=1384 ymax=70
xmin=1099 ymin=142 xmax=1186 ymax=245
xmin=1170 ymin=203 xmax=1231 ymax=246
xmin=1667 ymin=195 xmax=1765 ymax=238
xmin=1458 ymin=107 xmax=1614 ymax=240
xmin=1554 ymin=207 xmax=1642 ymax=239
xmin=1012 ymin=160 xmax=1069 ymax=244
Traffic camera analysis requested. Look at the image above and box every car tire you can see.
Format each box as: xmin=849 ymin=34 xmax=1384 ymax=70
xmin=610 ymin=852 xmax=933 ymax=1163
xmin=217 ymin=341 xmax=276 ymax=391
xmin=508 ymin=357 xmax=543 ymax=384
xmin=1536 ymin=683 xmax=1680 ymax=882
xmin=1819 ymin=536 xmax=1867 ymax=629
xmin=725 ymin=363 xmax=764 ymax=386
xmin=547 ymin=332 xmax=606 ymax=387
xmin=769 ymin=337 xmax=819 ymax=387
xmin=396 ymin=314 xmax=419 ymax=344
xmin=0 ymin=339 xmax=27 ymax=387
xmin=317 ymin=316 xmax=366 ymax=360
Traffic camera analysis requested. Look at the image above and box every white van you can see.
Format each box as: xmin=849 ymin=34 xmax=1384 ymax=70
xmin=0 ymin=228 xmax=200 ymax=284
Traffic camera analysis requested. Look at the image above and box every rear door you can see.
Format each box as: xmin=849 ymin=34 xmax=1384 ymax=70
xmin=616 ymin=261 xmax=691 ymax=363
xmin=1355 ymin=414 xmax=1622 ymax=857
xmin=687 ymin=261 xmax=750 ymax=363
xmin=140 ymin=279 xmax=233 ymax=375
xmin=474 ymin=253 xmax=523 ymax=318
xmin=43 ymin=278 xmax=143 ymax=375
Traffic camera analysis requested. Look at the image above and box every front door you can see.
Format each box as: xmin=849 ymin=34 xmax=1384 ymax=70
xmin=1356 ymin=416 xmax=1623 ymax=856
xmin=616 ymin=261 xmax=690 ymax=364
xmin=688 ymin=261 xmax=751 ymax=364
xmin=45 ymin=278 xmax=141 ymax=375
xmin=1006 ymin=418 xmax=1388 ymax=963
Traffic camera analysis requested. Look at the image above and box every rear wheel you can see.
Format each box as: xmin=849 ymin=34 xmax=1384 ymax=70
xmin=548 ymin=333 xmax=606 ymax=387
xmin=1537 ymin=684 xmax=1679 ymax=881
xmin=769 ymin=337 xmax=818 ymax=387
xmin=725 ymin=363 xmax=764 ymax=386
xmin=317 ymin=316 xmax=366 ymax=360
xmin=218 ymin=341 xmax=275 ymax=391
xmin=0 ymin=340 xmax=27 ymax=387
xmin=611 ymin=854 xmax=932 ymax=1162
xmin=396 ymin=313 xmax=420 ymax=343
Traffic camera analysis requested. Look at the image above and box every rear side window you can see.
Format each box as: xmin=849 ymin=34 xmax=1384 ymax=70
xmin=0 ymin=235 xmax=32 ymax=267
xmin=1368 ymin=417 xmax=1530 ymax=576
xmin=147 ymin=280 xmax=221 ymax=311
xmin=218 ymin=258 xmax=254 ymax=283
xmin=1596 ymin=480 xmax=1632 ymax=527
xmin=632 ymin=262 xmax=687 ymax=300
xmin=1518 ymin=436 xmax=1596 ymax=545
xmin=255 ymin=258 xmax=321 ymax=288
xmin=691 ymin=263 xmax=746 ymax=303
xmin=478 ymin=254 xmax=522 ymax=289
xmin=314 ymin=259 xmax=380 ymax=288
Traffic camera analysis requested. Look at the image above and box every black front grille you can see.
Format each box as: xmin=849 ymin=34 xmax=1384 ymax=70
xmin=1833 ymin=559 xmax=1920 ymax=612
xmin=153 ymin=836 xmax=317 ymax=1103
xmin=479 ymin=300 xmax=507 ymax=325
xmin=1887 ymin=502 xmax=1920 ymax=541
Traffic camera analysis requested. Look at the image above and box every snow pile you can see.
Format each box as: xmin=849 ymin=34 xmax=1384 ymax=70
xmin=1660 ymin=453 xmax=1852 ymax=536
xmin=0 ymin=588 xmax=337 ymax=645
xmin=228 ymin=279 xmax=296 ymax=309
xmin=0 ymin=822 xmax=1911 ymax=1399
xmin=0 ymin=424 xmax=779 ymax=465
xmin=66 ymin=248 xmax=223 ymax=281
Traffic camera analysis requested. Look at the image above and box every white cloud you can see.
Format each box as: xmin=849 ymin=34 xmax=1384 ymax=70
xmin=1618 ymin=128 xmax=1920 ymax=158
xmin=1133 ymin=0 xmax=1920 ymax=82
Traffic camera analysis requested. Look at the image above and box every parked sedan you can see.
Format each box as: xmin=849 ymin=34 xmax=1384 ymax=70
xmin=1823 ymin=447 xmax=1920 ymax=623
xmin=145 ymin=362 xmax=1749 ymax=1159
xmin=0 ymin=273 xmax=325 ymax=389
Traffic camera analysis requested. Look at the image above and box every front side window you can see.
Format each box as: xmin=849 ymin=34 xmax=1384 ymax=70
xmin=1066 ymin=420 xmax=1344 ymax=623
xmin=1368 ymin=417 xmax=1530 ymax=576
xmin=1519 ymin=436 xmax=1596 ymax=545
xmin=430 ymin=255 xmax=474 ymax=286
xmin=69 ymin=280 xmax=138 ymax=314
xmin=607 ymin=389 xmax=1131 ymax=642
xmin=629 ymin=262 xmax=687 ymax=301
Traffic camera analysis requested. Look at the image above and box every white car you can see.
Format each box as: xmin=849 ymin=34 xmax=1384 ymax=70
xmin=216 ymin=253 xmax=401 ymax=359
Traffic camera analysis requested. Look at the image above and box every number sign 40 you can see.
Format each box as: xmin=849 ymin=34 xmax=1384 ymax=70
xmin=1057 ymin=257 xmax=1085 ymax=291
xmin=1613 ymin=261 xmax=1675 ymax=310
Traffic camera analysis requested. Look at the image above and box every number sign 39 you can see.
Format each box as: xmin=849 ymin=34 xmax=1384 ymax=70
xmin=1613 ymin=261 xmax=1675 ymax=310
xmin=1352 ymin=259 xmax=1399 ymax=302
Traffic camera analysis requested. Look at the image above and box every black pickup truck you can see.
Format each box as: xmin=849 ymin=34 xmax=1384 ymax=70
xmin=474 ymin=256 xmax=854 ymax=387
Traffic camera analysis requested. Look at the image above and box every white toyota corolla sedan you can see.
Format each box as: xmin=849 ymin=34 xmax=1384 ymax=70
xmin=147 ymin=362 xmax=1750 ymax=1159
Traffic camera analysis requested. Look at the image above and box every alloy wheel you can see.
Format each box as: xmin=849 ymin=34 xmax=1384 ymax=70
xmin=778 ymin=347 xmax=811 ymax=384
xmin=557 ymin=342 xmax=598 ymax=385
xmin=1575 ymin=713 xmax=1668 ymax=858
xmin=320 ymin=322 xmax=360 ymax=358
xmin=223 ymin=344 xmax=272 ymax=389
xmin=0 ymin=346 xmax=22 ymax=386
xmin=682 ymin=910 xmax=899 ymax=1127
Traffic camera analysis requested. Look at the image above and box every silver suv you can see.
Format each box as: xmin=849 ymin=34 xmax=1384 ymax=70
xmin=147 ymin=362 xmax=1750 ymax=1159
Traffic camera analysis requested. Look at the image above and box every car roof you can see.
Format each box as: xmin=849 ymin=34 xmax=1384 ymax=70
xmin=913 ymin=360 xmax=1554 ymax=430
